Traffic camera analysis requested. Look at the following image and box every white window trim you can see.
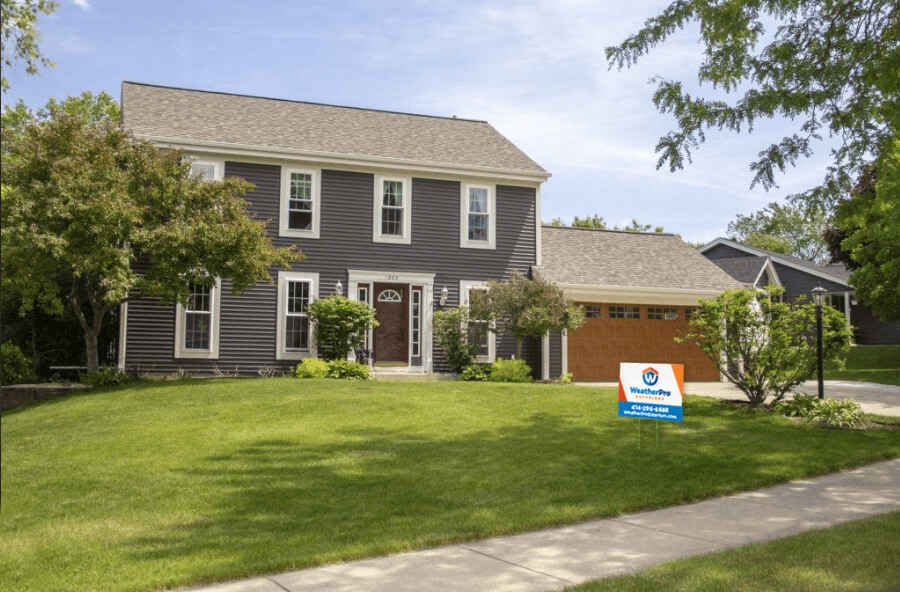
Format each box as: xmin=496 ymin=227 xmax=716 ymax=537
xmin=174 ymin=278 xmax=222 ymax=359
xmin=190 ymin=159 xmax=224 ymax=181
xmin=279 ymin=166 xmax=321 ymax=239
xmin=460 ymin=182 xmax=496 ymax=250
xmin=460 ymin=280 xmax=496 ymax=363
xmin=276 ymin=271 xmax=320 ymax=361
xmin=373 ymin=175 xmax=412 ymax=244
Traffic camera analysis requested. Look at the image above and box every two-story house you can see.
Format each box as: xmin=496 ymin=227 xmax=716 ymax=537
xmin=118 ymin=82 xmax=548 ymax=376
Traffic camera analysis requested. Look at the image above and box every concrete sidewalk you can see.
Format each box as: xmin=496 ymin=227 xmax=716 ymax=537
xmin=189 ymin=459 xmax=900 ymax=592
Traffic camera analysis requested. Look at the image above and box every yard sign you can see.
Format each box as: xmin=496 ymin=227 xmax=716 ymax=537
xmin=618 ymin=363 xmax=684 ymax=422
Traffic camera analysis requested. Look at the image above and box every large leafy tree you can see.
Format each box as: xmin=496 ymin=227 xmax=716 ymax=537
xmin=824 ymin=142 xmax=900 ymax=322
xmin=1 ymin=0 xmax=57 ymax=92
xmin=607 ymin=0 xmax=899 ymax=206
xmin=477 ymin=273 xmax=584 ymax=359
xmin=726 ymin=201 xmax=829 ymax=262
xmin=678 ymin=288 xmax=851 ymax=407
xmin=2 ymin=101 xmax=302 ymax=371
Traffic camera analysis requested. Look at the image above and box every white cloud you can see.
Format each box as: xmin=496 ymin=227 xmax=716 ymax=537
xmin=70 ymin=0 xmax=91 ymax=10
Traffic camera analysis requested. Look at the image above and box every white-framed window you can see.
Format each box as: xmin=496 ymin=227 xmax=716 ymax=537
xmin=460 ymin=183 xmax=496 ymax=249
xmin=460 ymin=280 xmax=496 ymax=363
xmin=276 ymin=271 xmax=319 ymax=360
xmin=411 ymin=288 xmax=422 ymax=358
xmin=279 ymin=167 xmax=321 ymax=239
xmin=174 ymin=278 xmax=221 ymax=359
xmin=373 ymin=175 xmax=412 ymax=244
xmin=190 ymin=159 xmax=223 ymax=182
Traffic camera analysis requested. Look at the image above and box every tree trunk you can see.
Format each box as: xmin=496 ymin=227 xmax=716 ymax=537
xmin=516 ymin=336 xmax=523 ymax=359
xmin=70 ymin=281 xmax=110 ymax=374
xmin=83 ymin=329 xmax=100 ymax=373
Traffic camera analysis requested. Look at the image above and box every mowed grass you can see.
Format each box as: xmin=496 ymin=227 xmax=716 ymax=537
xmin=2 ymin=379 xmax=898 ymax=592
xmin=567 ymin=512 xmax=900 ymax=592
xmin=825 ymin=344 xmax=900 ymax=386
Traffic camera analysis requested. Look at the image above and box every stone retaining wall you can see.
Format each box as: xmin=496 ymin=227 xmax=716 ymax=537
xmin=1 ymin=383 xmax=91 ymax=411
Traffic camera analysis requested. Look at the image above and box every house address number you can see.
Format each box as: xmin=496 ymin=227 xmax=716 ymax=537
xmin=386 ymin=275 xmax=399 ymax=280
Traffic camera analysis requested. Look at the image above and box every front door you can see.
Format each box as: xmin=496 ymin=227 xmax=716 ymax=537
xmin=373 ymin=283 xmax=409 ymax=364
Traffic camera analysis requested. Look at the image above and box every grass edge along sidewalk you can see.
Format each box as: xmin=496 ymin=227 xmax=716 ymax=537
xmin=566 ymin=511 xmax=900 ymax=592
xmin=2 ymin=379 xmax=899 ymax=592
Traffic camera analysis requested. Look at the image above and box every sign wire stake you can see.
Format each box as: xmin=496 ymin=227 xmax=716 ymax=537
xmin=638 ymin=418 xmax=641 ymax=449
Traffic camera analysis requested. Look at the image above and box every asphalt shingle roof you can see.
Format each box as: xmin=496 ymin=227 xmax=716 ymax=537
xmin=539 ymin=226 xmax=744 ymax=292
xmin=711 ymin=256 xmax=770 ymax=285
xmin=120 ymin=82 xmax=547 ymax=176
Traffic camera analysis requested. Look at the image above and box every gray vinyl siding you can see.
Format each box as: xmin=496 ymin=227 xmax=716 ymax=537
xmin=124 ymin=162 xmax=539 ymax=375
xmin=548 ymin=331 xmax=562 ymax=378
xmin=850 ymin=303 xmax=900 ymax=345
xmin=703 ymin=244 xmax=754 ymax=261
xmin=771 ymin=262 xmax=847 ymax=302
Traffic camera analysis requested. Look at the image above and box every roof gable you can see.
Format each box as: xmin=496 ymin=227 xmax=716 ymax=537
xmin=120 ymin=82 xmax=548 ymax=180
xmin=700 ymin=238 xmax=850 ymax=287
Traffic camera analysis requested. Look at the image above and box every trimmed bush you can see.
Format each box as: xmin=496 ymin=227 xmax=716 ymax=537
xmin=295 ymin=358 xmax=329 ymax=378
xmin=1 ymin=342 xmax=37 ymax=385
xmin=459 ymin=363 xmax=490 ymax=381
xmin=326 ymin=360 xmax=371 ymax=380
xmin=307 ymin=296 xmax=377 ymax=361
xmin=488 ymin=358 xmax=532 ymax=383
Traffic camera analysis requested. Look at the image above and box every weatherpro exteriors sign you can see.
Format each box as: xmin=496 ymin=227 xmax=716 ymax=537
xmin=618 ymin=363 xmax=684 ymax=422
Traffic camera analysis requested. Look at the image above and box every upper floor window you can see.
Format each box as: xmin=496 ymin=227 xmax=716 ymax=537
xmin=276 ymin=271 xmax=319 ymax=360
xmin=175 ymin=279 xmax=221 ymax=359
xmin=280 ymin=167 xmax=321 ymax=239
xmin=460 ymin=183 xmax=496 ymax=249
xmin=190 ymin=160 xmax=222 ymax=182
xmin=373 ymin=176 xmax=411 ymax=244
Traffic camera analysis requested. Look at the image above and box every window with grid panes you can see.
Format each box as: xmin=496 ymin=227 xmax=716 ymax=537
xmin=288 ymin=172 xmax=313 ymax=230
xmin=585 ymin=305 xmax=602 ymax=318
xmin=648 ymin=307 xmax=678 ymax=320
xmin=285 ymin=280 xmax=311 ymax=351
xmin=381 ymin=179 xmax=404 ymax=236
xmin=467 ymin=186 xmax=489 ymax=242
xmin=608 ymin=306 xmax=640 ymax=319
xmin=184 ymin=283 xmax=212 ymax=350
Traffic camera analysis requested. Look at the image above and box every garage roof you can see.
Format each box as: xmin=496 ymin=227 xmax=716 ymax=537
xmin=538 ymin=226 xmax=743 ymax=293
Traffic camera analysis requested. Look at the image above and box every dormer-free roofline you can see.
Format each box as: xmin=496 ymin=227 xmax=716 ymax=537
xmin=700 ymin=237 xmax=850 ymax=287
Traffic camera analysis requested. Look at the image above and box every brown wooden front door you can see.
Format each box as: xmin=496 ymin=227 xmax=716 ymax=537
xmin=373 ymin=283 xmax=409 ymax=363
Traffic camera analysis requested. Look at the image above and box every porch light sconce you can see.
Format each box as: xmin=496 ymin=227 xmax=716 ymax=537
xmin=439 ymin=285 xmax=449 ymax=307
xmin=335 ymin=280 xmax=343 ymax=295
xmin=850 ymin=296 xmax=858 ymax=306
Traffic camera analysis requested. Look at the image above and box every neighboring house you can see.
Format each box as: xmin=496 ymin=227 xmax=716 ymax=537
xmin=701 ymin=238 xmax=900 ymax=345
xmin=118 ymin=82 xmax=548 ymax=376
xmin=538 ymin=227 xmax=743 ymax=381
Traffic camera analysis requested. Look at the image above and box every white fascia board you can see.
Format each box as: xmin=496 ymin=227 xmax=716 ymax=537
xmin=137 ymin=135 xmax=551 ymax=184
xmin=753 ymin=258 xmax=783 ymax=288
xmin=558 ymin=283 xmax=727 ymax=306
xmin=700 ymin=238 xmax=850 ymax=287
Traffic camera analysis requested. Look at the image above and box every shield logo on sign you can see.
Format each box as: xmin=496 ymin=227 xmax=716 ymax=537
xmin=642 ymin=367 xmax=659 ymax=386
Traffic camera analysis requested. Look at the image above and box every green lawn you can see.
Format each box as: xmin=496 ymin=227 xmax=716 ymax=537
xmin=567 ymin=512 xmax=900 ymax=592
xmin=825 ymin=344 xmax=900 ymax=386
xmin=2 ymin=379 xmax=898 ymax=592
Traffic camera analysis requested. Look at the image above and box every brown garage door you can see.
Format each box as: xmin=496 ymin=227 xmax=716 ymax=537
xmin=568 ymin=303 xmax=720 ymax=381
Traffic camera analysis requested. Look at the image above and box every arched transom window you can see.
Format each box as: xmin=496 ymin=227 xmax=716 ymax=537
xmin=378 ymin=289 xmax=402 ymax=302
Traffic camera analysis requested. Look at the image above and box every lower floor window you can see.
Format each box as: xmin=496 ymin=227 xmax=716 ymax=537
xmin=184 ymin=284 xmax=212 ymax=350
xmin=285 ymin=280 xmax=311 ymax=351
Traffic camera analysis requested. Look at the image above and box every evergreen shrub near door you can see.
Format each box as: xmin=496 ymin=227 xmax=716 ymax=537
xmin=307 ymin=296 xmax=378 ymax=361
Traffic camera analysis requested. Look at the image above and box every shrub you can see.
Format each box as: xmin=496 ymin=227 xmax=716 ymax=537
xmin=295 ymin=358 xmax=329 ymax=378
xmin=307 ymin=296 xmax=378 ymax=361
xmin=80 ymin=366 xmax=127 ymax=387
xmin=1 ymin=342 xmax=37 ymax=385
xmin=774 ymin=395 xmax=820 ymax=418
xmin=459 ymin=363 xmax=490 ymax=381
xmin=775 ymin=395 xmax=864 ymax=429
xmin=807 ymin=398 xmax=864 ymax=429
xmin=488 ymin=358 xmax=533 ymax=383
xmin=326 ymin=359 xmax=371 ymax=380
xmin=433 ymin=307 xmax=485 ymax=373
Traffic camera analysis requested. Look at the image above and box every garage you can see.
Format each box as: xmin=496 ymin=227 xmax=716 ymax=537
xmin=539 ymin=226 xmax=745 ymax=382
xmin=566 ymin=303 xmax=720 ymax=381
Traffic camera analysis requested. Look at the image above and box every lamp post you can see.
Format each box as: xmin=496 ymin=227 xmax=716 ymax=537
xmin=812 ymin=285 xmax=827 ymax=399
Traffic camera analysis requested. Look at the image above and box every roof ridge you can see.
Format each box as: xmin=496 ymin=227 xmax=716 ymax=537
xmin=121 ymin=81 xmax=488 ymax=124
xmin=542 ymin=224 xmax=675 ymax=237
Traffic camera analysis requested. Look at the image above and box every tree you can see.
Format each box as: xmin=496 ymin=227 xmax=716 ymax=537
xmin=607 ymin=0 xmax=899 ymax=206
xmin=1 ymin=0 xmax=58 ymax=92
xmin=824 ymin=141 xmax=900 ymax=322
xmin=548 ymin=215 xmax=665 ymax=233
xmin=726 ymin=201 xmax=829 ymax=262
xmin=307 ymin=296 xmax=377 ymax=361
xmin=479 ymin=273 xmax=585 ymax=359
xmin=2 ymin=103 xmax=302 ymax=372
xmin=678 ymin=288 xmax=851 ymax=407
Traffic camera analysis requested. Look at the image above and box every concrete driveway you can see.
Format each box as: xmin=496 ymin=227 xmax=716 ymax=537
xmin=577 ymin=380 xmax=900 ymax=417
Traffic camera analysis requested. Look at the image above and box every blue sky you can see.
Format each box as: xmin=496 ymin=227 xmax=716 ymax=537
xmin=5 ymin=0 xmax=835 ymax=243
